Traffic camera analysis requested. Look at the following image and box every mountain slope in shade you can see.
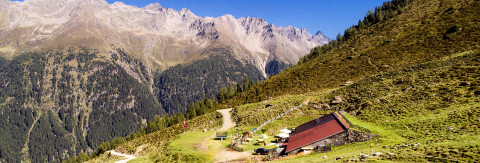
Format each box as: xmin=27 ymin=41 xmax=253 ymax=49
xmin=0 ymin=48 xmax=166 ymax=162
xmin=0 ymin=0 xmax=329 ymax=77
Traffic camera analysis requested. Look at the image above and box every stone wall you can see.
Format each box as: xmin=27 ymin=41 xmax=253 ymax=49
xmin=289 ymin=131 xmax=348 ymax=154
xmin=346 ymin=129 xmax=375 ymax=143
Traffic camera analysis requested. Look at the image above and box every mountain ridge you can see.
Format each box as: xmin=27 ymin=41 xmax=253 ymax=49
xmin=0 ymin=0 xmax=329 ymax=77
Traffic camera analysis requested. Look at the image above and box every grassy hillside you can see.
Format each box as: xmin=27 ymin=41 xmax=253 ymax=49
xmin=257 ymin=50 xmax=477 ymax=162
xmin=288 ymin=51 xmax=480 ymax=162
xmin=228 ymin=0 xmax=480 ymax=105
xmin=112 ymin=112 xmax=222 ymax=162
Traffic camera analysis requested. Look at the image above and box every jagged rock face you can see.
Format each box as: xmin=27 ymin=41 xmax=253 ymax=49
xmin=0 ymin=0 xmax=329 ymax=77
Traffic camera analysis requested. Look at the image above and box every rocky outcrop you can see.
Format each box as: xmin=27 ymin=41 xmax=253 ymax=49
xmin=331 ymin=96 xmax=344 ymax=104
xmin=190 ymin=20 xmax=219 ymax=40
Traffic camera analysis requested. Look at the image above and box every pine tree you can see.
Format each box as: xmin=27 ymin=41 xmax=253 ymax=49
xmin=243 ymin=77 xmax=250 ymax=91
xmin=358 ymin=20 xmax=364 ymax=29
xmin=227 ymin=84 xmax=235 ymax=98
xmin=217 ymin=88 xmax=226 ymax=103
xmin=186 ymin=103 xmax=196 ymax=119
xmin=236 ymin=83 xmax=242 ymax=93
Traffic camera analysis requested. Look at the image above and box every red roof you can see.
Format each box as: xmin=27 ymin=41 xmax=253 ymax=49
xmin=285 ymin=113 xmax=349 ymax=153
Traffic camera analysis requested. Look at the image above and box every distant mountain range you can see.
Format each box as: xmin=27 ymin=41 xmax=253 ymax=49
xmin=0 ymin=0 xmax=329 ymax=77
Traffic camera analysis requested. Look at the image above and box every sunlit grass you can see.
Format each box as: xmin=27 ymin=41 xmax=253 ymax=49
xmin=167 ymin=130 xmax=217 ymax=161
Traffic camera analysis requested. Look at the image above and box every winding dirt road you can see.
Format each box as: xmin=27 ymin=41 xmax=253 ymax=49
xmin=198 ymin=108 xmax=234 ymax=150
xmin=212 ymin=109 xmax=251 ymax=163
xmin=108 ymin=150 xmax=137 ymax=163
xmin=217 ymin=108 xmax=235 ymax=131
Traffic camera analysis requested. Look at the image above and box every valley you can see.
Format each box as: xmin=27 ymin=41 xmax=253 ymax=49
xmin=1 ymin=0 xmax=480 ymax=162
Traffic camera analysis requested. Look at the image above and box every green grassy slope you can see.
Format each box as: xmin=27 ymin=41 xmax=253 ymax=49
xmin=228 ymin=0 xmax=480 ymax=105
xmin=225 ymin=51 xmax=480 ymax=162
xmin=291 ymin=51 xmax=480 ymax=162
xmin=112 ymin=111 xmax=222 ymax=162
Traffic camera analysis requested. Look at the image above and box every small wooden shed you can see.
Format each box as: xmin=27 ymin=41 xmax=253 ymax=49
xmin=243 ymin=131 xmax=252 ymax=138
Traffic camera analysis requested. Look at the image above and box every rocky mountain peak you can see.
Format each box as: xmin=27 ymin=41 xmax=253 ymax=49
xmin=240 ymin=17 xmax=267 ymax=25
xmin=144 ymin=2 xmax=163 ymax=10
xmin=218 ymin=14 xmax=236 ymax=22
xmin=314 ymin=31 xmax=325 ymax=36
xmin=275 ymin=25 xmax=313 ymax=42
xmin=179 ymin=8 xmax=197 ymax=19
xmin=112 ymin=1 xmax=128 ymax=7
xmin=311 ymin=31 xmax=331 ymax=43
xmin=24 ymin=0 xmax=108 ymax=5
xmin=300 ymin=27 xmax=309 ymax=35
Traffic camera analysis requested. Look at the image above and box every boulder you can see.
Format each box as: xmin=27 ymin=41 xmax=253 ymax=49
xmin=359 ymin=154 xmax=369 ymax=158
xmin=341 ymin=81 xmax=353 ymax=86
xmin=331 ymin=96 xmax=343 ymax=104
xmin=459 ymin=82 xmax=471 ymax=86
xmin=373 ymin=152 xmax=383 ymax=156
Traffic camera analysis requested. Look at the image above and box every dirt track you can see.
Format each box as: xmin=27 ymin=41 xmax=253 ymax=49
xmin=199 ymin=108 xmax=233 ymax=150
xmin=217 ymin=108 xmax=234 ymax=131
xmin=108 ymin=150 xmax=137 ymax=163
xmin=205 ymin=109 xmax=252 ymax=163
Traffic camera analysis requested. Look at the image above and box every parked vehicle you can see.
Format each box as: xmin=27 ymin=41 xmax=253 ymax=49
xmin=254 ymin=148 xmax=270 ymax=155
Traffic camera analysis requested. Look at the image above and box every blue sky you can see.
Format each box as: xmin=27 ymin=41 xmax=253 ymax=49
xmin=12 ymin=0 xmax=389 ymax=39
xmin=106 ymin=0 xmax=389 ymax=39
